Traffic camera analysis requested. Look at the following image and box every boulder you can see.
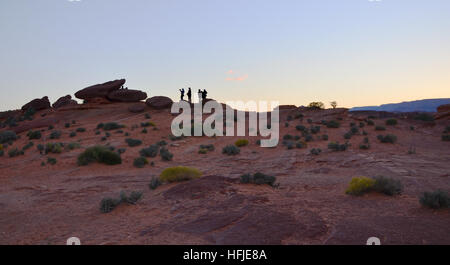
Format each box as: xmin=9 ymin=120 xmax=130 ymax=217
xmin=83 ymin=97 xmax=112 ymax=104
xmin=435 ymin=104 xmax=450 ymax=120
xmin=52 ymin=95 xmax=78 ymax=109
xmin=128 ymin=103 xmax=146 ymax=113
xmin=277 ymin=105 xmax=297 ymax=110
xmin=75 ymin=79 xmax=125 ymax=100
xmin=145 ymin=96 xmax=173 ymax=109
xmin=107 ymin=89 xmax=147 ymax=102
xmin=21 ymin=96 xmax=51 ymax=111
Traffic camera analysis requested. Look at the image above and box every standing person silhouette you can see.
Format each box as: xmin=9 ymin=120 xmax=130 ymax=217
xmin=202 ymin=89 xmax=208 ymax=101
xmin=179 ymin=88 xmax=185 ymax=101
xmin=198 ymin=89 xmax=202 ymax=103
xmin=187 ymin=87 xmax=192 ymax=103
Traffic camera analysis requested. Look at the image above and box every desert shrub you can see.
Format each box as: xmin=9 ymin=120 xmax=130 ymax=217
xmin=27 ymin=130 xmax=41 ymax=140
xmin=198 ymin=148 xmax=208 ymax=154
xmin=235 ymin=139 xmax=249 ymax=147
xmin=47 ymin=157 xmax=57 ymax=165
xmin=48 ymin=125 xmax=54 ymax=130
xmin=100 ymin=198 xmax=121 ymax=213
xmin=125 ymin=138 xmax=142 ymax=147
xmin=295 ymin=125 xmax=306 ymax=132
xmin=145 ymin=113 xmax=151 ymax=119
xmin=66 ymin=142 xmax=81 ymax=150
xmin=141 ymin=122 xmax=155 ymax=127
xmin=386 ymin=119 xmax=397 ymax=126
xmin=367 ymin=120 xmax=374 ymax=126
xmin=362 ymin=130 xmax=368 ymax=136
xmin=296 ymin=141 xmax=307 ymax=149
xmin=286 ymin=115 xmax=293 ymax=121
xmin=283 ymin=134 xmax=293 ymax=140
xmin=240 ymin=172 xmax=277 ymax=187
xmin=304 ymin=134 xmax=313 ymax=142
xmin=105 ymin=132 xmax=111 ymax=137
xmin=308 ymin=102 xmax=324 ymax=109
xmin=133 ymin=157 xmax=148 ymax=168
xmin=149 ymin=176 xmax=162 ymax=190
xmin=65 ymin=123 xmax=71 ymax=128
xmin=344 ymin=132 xmax=352 ymax=140
xmin=49 ymin=130 xmax=61 ymax=139
xmin=169 ymin=134 xmax=184 ymax=141
xmin=160 ymin=166 xmax=202 ymax=183
xmin=77 ymin=145 xmax=122 ymax=166
xmin=359 ymin=143 xmax=370 ymax=150
xmin=285 ymin=122 xmax=289 ymax=128
xmin=359 ymin=122 xmax=365 ymax=128
xmin=307 ymin=118 xmax=313 ymax=124
xmin=101 ymin=136 xmax=107 ymax=141
xmin=350 ymin=126 xmax=359 ymax=134
xmin=45 ymin=143 xmax=63 ymax=154
xmin=222 ymin=145 xmax=240 ymax=155
xmin=419 ymin=190 xmax=450 ymax=209
xmin=326 ymin=120 xmax=340 ymax=128
xmin=69 ymin=132 xmax=76 ymax=138
xmin=414 ymin=113 xmax=434 ymax=122
xmin=372 ymin=176 xmax=403 ymax=196
xmin=200 ymin=144 xmax=214 ymax=152
xmin=345 ymin=177 xmax=375 ymax=196
xmin=295 ymin=113 xmax=304 ymax=119
xmin=328 ymin=141 xmax=348 ymax=152
xmin=282 ymin=140 xmax=295 ymax=149
xmin=442 ymin=134 xmax=450 ymax=141
xmin=160 ymin=147 xmax=173 ymax=161
xmin=377 ymin=134 xmax=397 ymax=143
xmin=37 ymin=144 xmax=44 ymax=153
xmin=322 ymin=134 xmax=329 ymax=141
xmin=375 ymin=125 xmax=386 ymax=131
xmin=310 ymin=148 xmax=321 ymax=155
xmin=310 ymin=126 xmax=320 ymax=134
xmin=0 ymin=131 xmax=17 ymax=144
xmin=102 ymin=122 xmax=124 ymax=131
xmin=117 ymin=148 xmax=126 ymax=154
xmin=23 ymin=142 xmax=34 ymax=151
xmin=140 ymin=145 xmax=159 ymax=158
xmin=157 ymin=140 xmax=167 ymax=146
xmin=120 ymin=191 xmax=143 ymax=205
xmin=8 ymin=148 xmax=24 ymax=157
xmin=76 ymin=128 xmax=86 ymax=133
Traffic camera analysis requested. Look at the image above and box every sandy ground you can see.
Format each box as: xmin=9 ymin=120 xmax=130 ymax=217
xmin=0 ymin=102 xmax=449 ymax=245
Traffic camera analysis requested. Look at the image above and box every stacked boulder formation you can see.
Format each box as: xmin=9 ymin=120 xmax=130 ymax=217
xmin=74 ymin=79 xmax=147 ymax=103
xmin=52 ymin=95 xmax=78 ymax=109
xmin=21 ymin=96 xmax=51 ymax=111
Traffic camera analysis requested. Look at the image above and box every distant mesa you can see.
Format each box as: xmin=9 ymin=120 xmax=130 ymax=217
xmin=75 ymin=79 xmax=126 ymax=100
xmin=21 ymin=96 xmax=51 ymax=111
xmin=146 ymin=96 xmax=173 ymax=109
xmin=107 ymin=89 xmax=147 ymax=102
xmin=350 ymin=98 xmax=450 ymax=113
xmin=52 ymin=95 xmax=78 ymax=109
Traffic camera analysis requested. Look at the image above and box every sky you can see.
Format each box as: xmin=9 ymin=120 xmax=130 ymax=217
xmin=0 ymin=0 xmax=449 ymax=111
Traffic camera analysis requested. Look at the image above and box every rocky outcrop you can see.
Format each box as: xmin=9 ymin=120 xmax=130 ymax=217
xmin=52 ymin=95 xmax=78 ymax=109
xmin=435 ymin=104 xmax=450 ymax=120
xmin=75 ymin=79 xmax=125 ymax=100
xmin=107 ymin=89 xmax=147 ymax=102
xmin=11 ymin=117 xmax=59 ymax=134
xmin=21 ymin=96 xmax=51 ymax=111
xmin=128 ymin=103 xmax=146 ymax=113
xmin=145 ymin=96 xmax=173 ymax=109
xmin=278 ymin=105 xmax=297 ymax=110
xmin=83 ymin=97 xmax=112 ymax=104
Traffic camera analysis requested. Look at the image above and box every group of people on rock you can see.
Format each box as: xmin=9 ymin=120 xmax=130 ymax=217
xmin=179 ymin=87 xmax=208 ymax=103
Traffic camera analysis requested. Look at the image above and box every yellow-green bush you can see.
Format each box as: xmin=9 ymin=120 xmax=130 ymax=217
xmin=235 ymin=139 xmax=249 ymax=147
xmin=345 ymin=177 xmax=375 ymax=196
xmin=160 ymin=166 xmax=202 ymax=183
xmin=0 ymin=144 xmax=3 ymax=151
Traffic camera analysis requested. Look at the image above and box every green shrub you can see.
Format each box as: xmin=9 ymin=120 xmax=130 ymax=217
xmin=141 ymin=122 xmax=155 ymax=127
xmin=350 ymin=126 xmax=359 ymax=134
xmin=344 ymin=132 xmax=352 ymax=140
xmin=326 ymin=120 xmax=340 ymax=128
xmin=386 ymin=119 xmax=397 ymax=126
xmin=419 ymin=190 xmax=450 ymax=209
xmin=414 ymin=113 xmax=434 ymax=122
xmin=37 ymin=144 xmax=44 ymax=153
xmin=27 ymin=130 xmax=41 ymax=140
xmin=308 ymin=102 xmax=324 ymax=109
xmin=157 ymin=140 xmax=167 ymax=146
xmin=198 ymin=148 xmax=208 ymax=154
xmin=149 ymin=176 xmax=162 ymax=190
xmin=45 ymin=143 xmax=63 ymax=154
xmin=359 ymin=143 xmax=370 ymax=150
xmin=117 ymin=148 xmax=126 ymax=154
xmin=375 ymin=126 xmax=386 ymax=131
xmin=222 ymin=145 xmax=240 ymax=155
xmin=76 ymin=128 xmax=86 ymax=133
xmin=372 ymin=176 xmax=403 ymax=196
xmin=304 ymin=134 xmax=313 ymax=142
xmin=102 ymin=122 xmax=124 ymax=131
xmin=160 ymin=166 xmax=202 ymax=183
xmin=120 ymin=191 xmax=143 ymax=205
xmin=133 ymin=157 xmax=148 ymax=168
xmin=359 ymin=122 xmax=365 ymax=128
xmin=0 ymin=131 xmax=17 ymax=144
xmin=282 ymin=140 xmax=294 ymax=149
xmin=77 ymin=146 xmax=122 ymax=166
xmin=296 ymin=125 xmax=307 ymax=132
xmin=47 ymin=157 xmax=57 ymax=165
xmin=310 ymin=148 xmax=321 ymax=155
xmin=240 ymin=172 xmax=277 ymax=187
xmin=160 ymin=147 xmax=173 ymax=161
xmin=141 ymin=128 xmax=148 ymax=134
xmin=145 ymin=113 xmax=151 ymax=119
xmin=23 ymin=142 xmax=34 ymax=151
xmin=310 ymin=126 xmax=320 ymax=134
xmin=49 ymin=130 xmax=61 ymax=139
xmin=296 ymin=141 xmax=307 ymax=149
xmin=377 ymin=134 xmax=397 ymax=143
xmin=328 ymin=141 xmax=348 ymax=151
xmin=8 ymin=148 xmax=24 ymax=157
xmin=67 ymin=142 xmax=81 ymax=150
xmin=140 ymin=145 xmax=159 ymax=158
xmin=125 ymin=138 xmax=142 ymax=147
xmin=100 ymin=198 xmax=121 ymax=213
xmin=283 ymin=134 xmax=293 ymax=140
xmin=322 ymin=134 xmax=329 ymax=141
xmin=345 ymin=177 xmax=375 ymax=196
xmin=199 ymin=144 xmax=214 ymax=152
xmin=367 ymin=120 xmax=374 ymax=126
xmin=235 ymin=139 xmax=249 ymax=147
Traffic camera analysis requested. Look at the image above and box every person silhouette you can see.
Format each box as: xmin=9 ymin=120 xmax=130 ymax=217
xmin=179 ymin=88 xmax=185 ymax=101
xmin=187 ymin=87 xmax=192 ymax=103
xmin=198 ymin=89 xmax=202 ymax=103
xmin=202 ymin=89 xmax=208 ymax=101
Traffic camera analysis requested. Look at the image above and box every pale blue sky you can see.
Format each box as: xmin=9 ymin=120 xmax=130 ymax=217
xmin=1 ymin=0 xmax=449 ymax=111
